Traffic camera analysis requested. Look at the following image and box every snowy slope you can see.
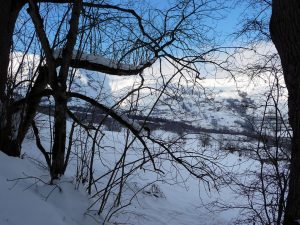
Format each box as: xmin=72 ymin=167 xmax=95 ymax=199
xmin=1 ymin=131 xmax=243 ymax=225
xmin=70 ymin=58 xmax=287 ymax=134
xmin=0 ymin=151 xmax=103 ymax=225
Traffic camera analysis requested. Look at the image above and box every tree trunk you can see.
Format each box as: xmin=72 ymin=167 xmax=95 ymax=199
xmin=0 ymin=1 xmax=25 ymax=156
xmin=50 ymin=0 xmax=81 ymax=179
xmin=51 ymin=86 xmax=67 ymax=179
xmin=0 ymin=0 xmax=23 ymax=99
xmin=270 ymin=0 xmax=300 ymax=224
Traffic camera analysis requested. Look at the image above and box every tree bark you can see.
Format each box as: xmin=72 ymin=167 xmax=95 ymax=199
xmin=0 ymin=1 xmax=73 ymax=157
xmin=51 ymin=87 xmax=67 ymax=179
xmin=50 ymin=0 xmax=82 ymax=179
xmin=0 ymin=0 xmax=24 ymax=99
xmin=0 ymin=1 xmax=25 ymax=156
xmin=270 ymin=0 xmax=300 ymax=224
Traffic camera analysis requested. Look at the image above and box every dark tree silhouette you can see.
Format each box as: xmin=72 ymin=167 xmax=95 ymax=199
xmin=270 ymin=0 xmax=300 ymax=224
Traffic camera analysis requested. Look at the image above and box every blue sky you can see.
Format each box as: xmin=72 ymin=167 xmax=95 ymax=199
xmin=144 ymin=0 xmax=250 ymax=44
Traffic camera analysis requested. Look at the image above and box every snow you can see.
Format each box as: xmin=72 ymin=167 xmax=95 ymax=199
xmin=1 ymin=47 xmax=288 ymax=225
xmin=0 ymin=122 xmax=244 ymax=225
xmin=0 ymin=151 xmax=103 ymax=225
xmin=53 ymin=49 xmax=156 ymax=72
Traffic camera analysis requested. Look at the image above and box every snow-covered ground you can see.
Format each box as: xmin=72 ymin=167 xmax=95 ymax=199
xmin=0 ymin=112 xmax=285 ymax=225
xmin=0 ymin=151 xmax=102 ymax=225
xmin=0 ymin=128 xmax=248 ymax=225
xmin=1 ymin=49 xmax=288 ymax=225
xmin=0 ymin=103 xmax=273 ymax=225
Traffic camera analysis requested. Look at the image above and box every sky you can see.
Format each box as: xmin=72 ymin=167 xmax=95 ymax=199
xmin=150 ymin=1 xmax=249 ymax=33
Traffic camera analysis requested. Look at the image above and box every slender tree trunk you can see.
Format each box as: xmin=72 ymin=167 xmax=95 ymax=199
xmin=50 ymin=0 xmax=82 ymax=179
xmin=270 ymin=0 xmax=300 ymax=224
xmin=51 ymin=86 xmax=67 ymax=179
xmin=0 ymin=1 xmax=25 ymax=156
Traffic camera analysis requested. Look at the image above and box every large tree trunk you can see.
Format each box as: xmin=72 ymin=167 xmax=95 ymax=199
xmin=0 ymin=1 xmax=72 ymax=157
xmin=270 ymin=0 xmax=300 ymax=224
xmin=0 ymin=0 xmax=23 ymax=99
xmin=0 ymin=1 xmax=25 ymax=156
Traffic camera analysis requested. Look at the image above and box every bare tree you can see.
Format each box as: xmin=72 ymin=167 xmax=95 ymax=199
xmin=1 ymin=0 xmax=227 ymax=181
xmin=213 ymin=68 xmax=290 ymax=225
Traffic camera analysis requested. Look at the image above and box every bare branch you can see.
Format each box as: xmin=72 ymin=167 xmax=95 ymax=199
xmin=54 ymin=49 xmax=157 ymax=75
